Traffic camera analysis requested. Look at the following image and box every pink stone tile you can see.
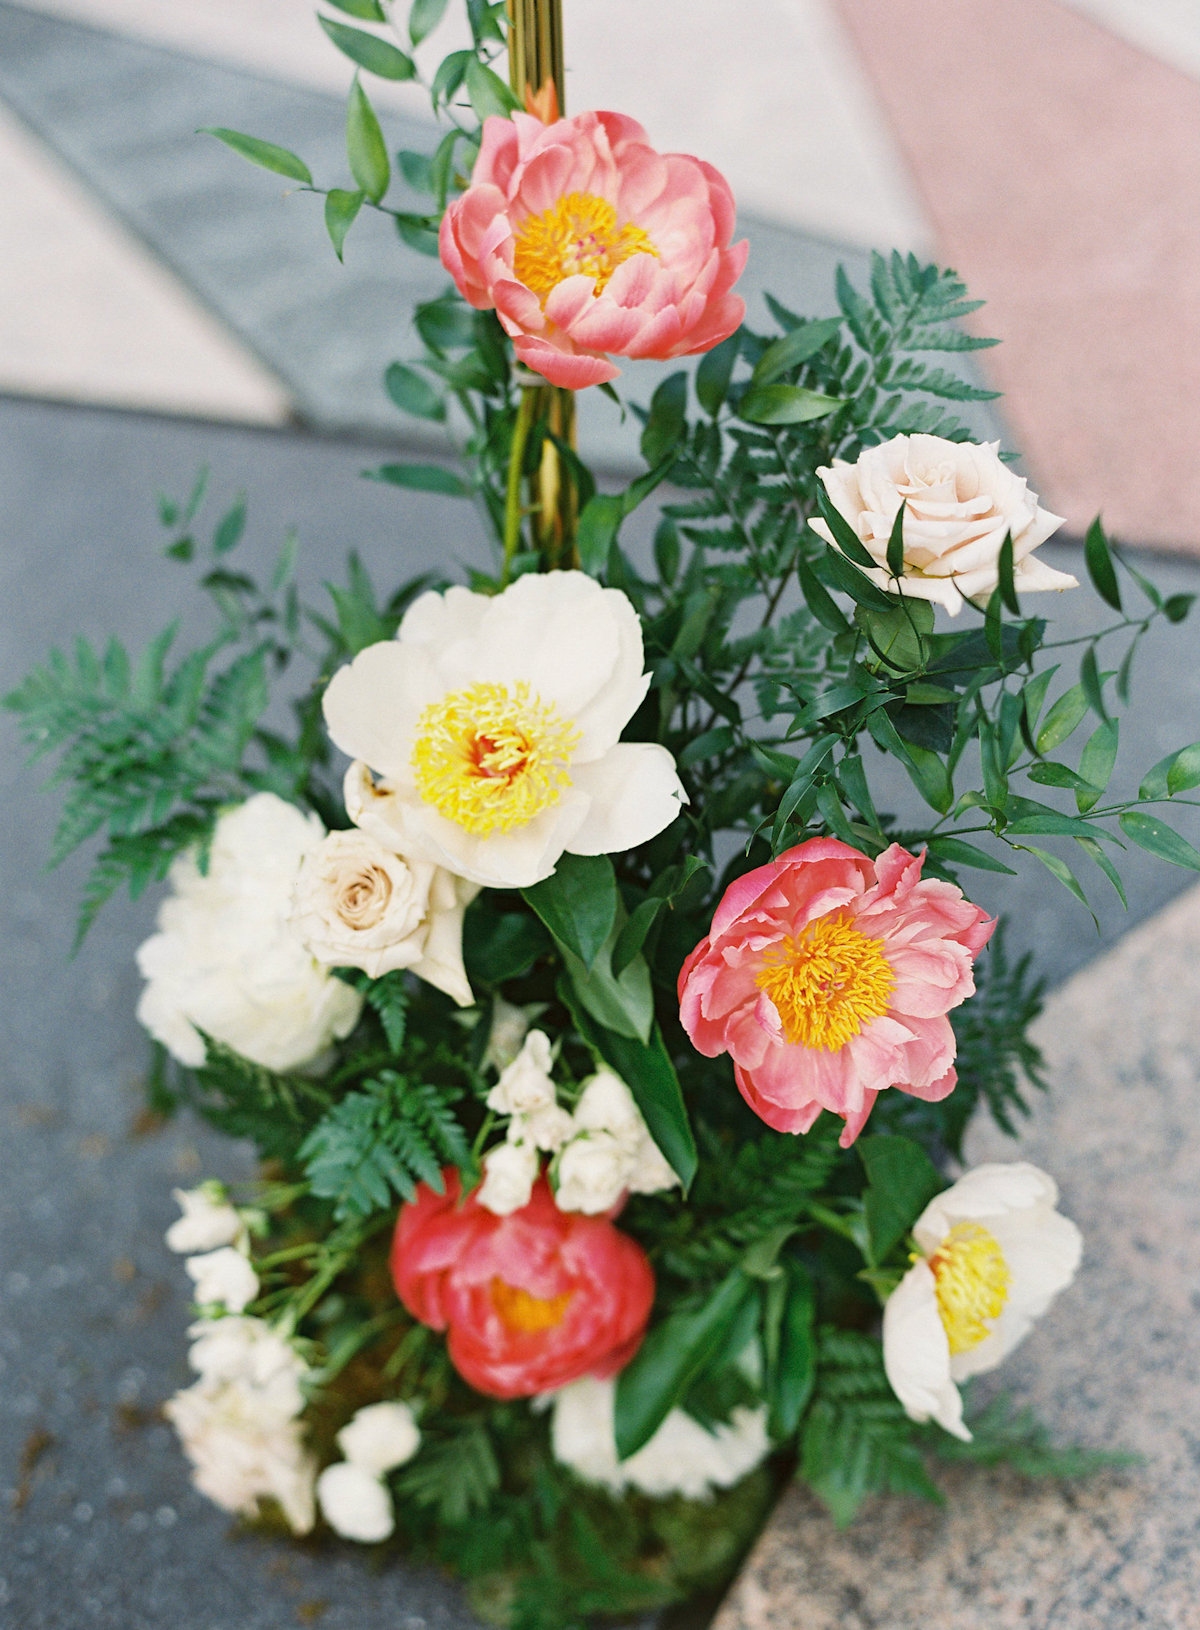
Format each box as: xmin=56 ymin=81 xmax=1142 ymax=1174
xmin=831 ymin=0 xmax=1200 ymax=555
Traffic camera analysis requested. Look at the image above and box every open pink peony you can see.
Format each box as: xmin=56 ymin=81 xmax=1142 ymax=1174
xmin=391 ymin=1169 xmax=654 ymax=1398
xmin=678 ymin=839 xmax=994 ymax=1148
xmin=439 ymin=110 xmax=748 ymax=388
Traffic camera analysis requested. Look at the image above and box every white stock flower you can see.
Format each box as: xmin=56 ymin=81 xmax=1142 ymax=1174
xmin=316 ymin=1461 xmax=395 ymax=1543
xmin=883 ymin=1162 xmax=1083 ymax=1440
xmin=292 ymin=825 xmax=478 ymax=1006
xmin=810 ymin=433 xmax=1077 ymax=615
xmin=165 ymin=1183 xmax=244 ymax=1254
xmin=164 ymin=1375 xmax=316 ymax=1533
xmin=476 ymin=1139 xmax=541 ymax=1216
xmin=551 ymin=1375 xmax=770 ymax=1500
xmin=336 ymin=1401 xmax=421 ymax=1475
xmin=484 ymin=998 xmax=533 ymax=1072
xmin=136 ymin=794 xmax=363 ymax=1072
xmin=554 ymin=1069 xmax=679 ymax=1215
xmin=487 ymin=1030 xmax=557 ymax=1116
xmin=322 ymin=571 xmax=686 ymax=889
xmin=554 ymin=1131 xmax=630 ymax=1215
xmin=185 ymin=1315 xmax=308 ymax=1417
xmin=185 ymin=1247 xmax=259 ymax=1313
xmin=519 ymin=1102 xmax=574 ymax=1153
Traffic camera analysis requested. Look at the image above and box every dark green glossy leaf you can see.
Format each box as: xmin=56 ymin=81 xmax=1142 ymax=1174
xmin=885 ymin=501 xmax=906 ymax=581
xmin=1164 ymin=593 xmax=1195 ymax=623
xmin=796 ymin=558 xmax=850 ymax=634
xmin=766 ymin=1260 xmax=816 ymax=1440
xmin=1036 ymin=682 xmax=1088 ymax=753
xmin=814 ymin=485 xmax=878 ymax=571
xmin=1079 ymin=645 xmax=1109 ymax=723
xmin=859 ymin=1135 xmax=942 ymax=1265
xmin=695 ymin=331 xmax=741 ymax=416
xmin=641 ymin=372 xmax=688 ymax=467
xmin=384 ymin=362 xmax=444 ymax=421
xmin=738 ymin=383 xmax=842 ymax=425
xmin=998 ymin=531 xmax=1019 ymax=615
xmin=576 ymin=494 xmax=624 ymax=577
xmin=1013 ymin=845 xmax=1098 ymax=928
xmin=212 ymin=494 xmax=247 ymax=556
xmin=1084 ymin=516 xmax=1121 ymax=611
xmin=751 ymin=317 xmax=842 ymax=386
xmin=926 ymin=836 xmax=1016 ymax=874
xmin=521 ymin=852 xmax=618 ymax=971
xmin=1076 ymin=720 xmax=1118 ymax=812
xmin=1075 ymin=834 xmax=1127 ymax=909
xmin=1119 ymin=811 xmax=1200 ymax=872
xmin=1167 ymin=743 xmax=1200 ymax=795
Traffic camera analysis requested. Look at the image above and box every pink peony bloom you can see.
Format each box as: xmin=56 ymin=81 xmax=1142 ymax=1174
xmin=678 ymin=839 xmax=994 ymax=1148
xmin=439 ymin=110 xmax=748 ymax=389
xmin=391 ymin=1169 xmax=654 ymax=1399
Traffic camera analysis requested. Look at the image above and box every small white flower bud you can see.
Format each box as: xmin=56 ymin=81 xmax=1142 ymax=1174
xmin=185 ymin=1247 xmax=259 ymax=1313
xmin=316 ymin=1462 xmax=395 ymax=1543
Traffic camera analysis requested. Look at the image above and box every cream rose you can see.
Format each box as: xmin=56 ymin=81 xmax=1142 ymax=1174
xmin=292 ymin=825 xmax=477 ymax=1007
xmin=810 ymin=433 xmax=1077 ymax=615
xmin=135 ymin=793 xmax=363 ymax=1072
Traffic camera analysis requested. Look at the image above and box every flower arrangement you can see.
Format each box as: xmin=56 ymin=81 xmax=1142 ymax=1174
xmin=7 ymin=0 xmax=1200 ymax=1623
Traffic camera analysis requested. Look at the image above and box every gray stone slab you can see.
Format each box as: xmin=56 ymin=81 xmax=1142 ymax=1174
xmin=714 ymin=880 xmax=1200 ymax=1630
xmin=0 ymin=0 xmax=1004 ymax=469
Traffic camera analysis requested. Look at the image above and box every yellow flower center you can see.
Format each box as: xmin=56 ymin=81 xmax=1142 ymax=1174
xmin=411 ymin=680 xmax=581 ymax=836
xmin=755 ymin=915 xmax=895 ymax=1051
xmin=927 ymin=1222 xmax=1011 ymax=1355
xmin=491 ymin=1278 xmax=573 ymax=1334
xmin=513 ymin=192 xmax=658 ymax=304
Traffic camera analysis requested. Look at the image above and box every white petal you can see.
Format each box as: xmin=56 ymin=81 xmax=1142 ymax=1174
xmin=1012 ymin=555 xmax=1079 ymax=594
xmin=950 ymin=1205 xmax=1083 ymax=1380
xmin=566 ymin=743 xmax=686 ymax=856
xmin=322 ymin=641 xmax=438 ymax=785
xmin=913 ymin=1161 xmax=1059 ymax=1252
xmin=882 ymin=1261 xmax=971 ymax=1440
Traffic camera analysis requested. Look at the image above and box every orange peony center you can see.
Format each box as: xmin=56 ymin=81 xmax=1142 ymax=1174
xmin=513 ymin=192 xmax=658 ymax=304
xmin=491 ymin=1278 xmax=573 ymax=1334
xmin=755 ymin=914 xmax=894 ymax=1051
xmin=926 ymin=1222 xmax=1011 ymax=1355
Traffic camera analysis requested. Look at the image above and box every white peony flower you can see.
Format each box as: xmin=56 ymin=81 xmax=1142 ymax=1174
xmin=164 ymin=1374 xmax=316 ymax=1533
xmin=810 ymin=433 xmax=1077 ymax=616
xmin=165 ymin=1182 xmax=244 ymax=1254
xmin=136 ymin=794 xmax=363 ymax=1072
xmin=292 ymin=825 xmax=478 ymax=1006
xmin=185 ymin=1315 xmax=308 ymax=1417
xmin=336 ymin=1401 xmax=421 ymax=1474
xmin=322 ymin=571 xmax=687 ymax=889
xmin=553 ymin=1069 xmax=679 ymax=1214
xmin=551 ymin=1375 xmax=771 ymax=1500
xmin=487 ymin=1029 xmax=557 ymax=1116
xmin=316 ymin=1461 xmax=395 ymax=1543
xmin=185 ymin=1247 xmax=259 ymax=1313
xmin=883 ymin=1161 xmax=1083 ymax=1440
xmin=484 ymin=998 xmax=533 ymax=1072
xmin=476 ymin=1139 xmax=541 ymax=1216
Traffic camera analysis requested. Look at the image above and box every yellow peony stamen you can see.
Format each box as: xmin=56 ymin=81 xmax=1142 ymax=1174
xmin=927 ymin=1221 xmax=1011 ymax=1355
xmin=491 ymin=1278 xmax=573 ymax=1334
xmin=411 ymin=680 xmax=581 ymax=836
xmin=755 ymin=915 xmax=895 ymax=1051
xmin=513 ymin=192 xmax=658 ymax=303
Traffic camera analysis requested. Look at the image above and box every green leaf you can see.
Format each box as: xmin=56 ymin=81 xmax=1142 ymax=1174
xmin=346 ymin=76 xmax=390 ymax=202
xmin=324 ymin=187 xmax=364 ymax=259
xmin=384 ymin=362 xmax=444 ymax=421
xmin=199 ymin=128 xmax=312 ymax=184
xmin=212 ymin=494 xmax=247 ymax=555
xmin=1014 ymin=845 xmax=1098 ymax=926
xmin=430 ymin=49 xmax=472 ymax=110
xmin=695 ymin=331 xmax=741 ymax=415
xmin=751 ymin=317 xmax=842 ymax=386
xmin=1167 ymin=742 xmax=1200 ymax=795
xmin=654 ymin=516 xmax=680 ymax=585
xmin=408 ymin=0 xmax=449 ymax=42
xmin=796 ymin=558 xmax=850 ymax=634
xmin=1164 ymin=593 xmax=1195 ymax=623
xmin=885 ymin=500 xmax=906 ymax=581
xmin=560 ymin=923 xmax=654 ymax=1043
xmin=394 ymin=212 xmax=440 ymax=255
xmin=640 ymin=372 xmax=688 ymax=467
xmin=1076 ymin=720 xmax=1118 ymax=812
xmin=997 ymin=531 xmax=1019 ymax=615
xmin=395 ymin=1422 xmax=500 ymax=1525
xmin=814 ymin=486 xmax=878 ymax=571
xmin=821 ymin=549 xmax=895 ymax=612
xmin=765 ymin=1260 xmax=816 ymax=1440
xmin=1079 ymin=645 xmax=1109 ymax=723
xmin=614 ymin=1270 xmax=754 ymax=1459
xmin=1084 ymin=516 xmax=1121 ymax=611
xmin=576 ymin=494 xmax=625 ymax=576
xmin=737 ymin=384 xmax=842 ymax=425
xmin=858 ymin=1136 xmax=942 ymax=1266
xmin=397 ymin=148 xmax=433 ymax=192
xmin=325 ymin=0 xmax=385 ymax=17
xmin=678 ymin=725 xmax=736 ymax=769
xmin=1119 ymin=811 xmax=1200 ymax=872
xmin=319 ymin=15 xmax=416 ymax=78
xmin=1036 ymin=682 xmax=1088 ymax=753
xmin=1075 ymin=834 xmax=1127 ymax=909
xmin=1021 ymin=666 xmax=1058 ymax=738
xmin=464 ymin=56 xmax=520 ymax=121
xmin=522 ymin=852 xmax=618 ymax=972
xmin=610 ymin=896 xmax=664 ymax=978
xmin=1026 ymin=761 xmax=1093 ymax=792
xmin=926 ymin=836 xmax=1016 ymax=874
xmin=364 ymin=462 xmax=471 ymax=496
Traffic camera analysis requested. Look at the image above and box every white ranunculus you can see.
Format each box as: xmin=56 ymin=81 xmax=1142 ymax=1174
xmin=487 ymin=1029 xmax=557 ymax=1116
xmin=810 ymin=433 xmax=1077 ymax=616
xmin=883 ymin=1161 xmax=1082 ymax=1440
xmin=165 ymin=1182 xmax=244 ymax=1254
xmin=185 ymin=1247 xmax=259 ymax=1313
xmin=136 ymin=794 xmax=363 ymax=1072
xmin=316 ymin=1461 xmax=394 ymax=1543
xmin=185 ymin=1315 xmax=308 ymax=1417
xmin=551 ymin=1375 xmax=771 ymax=1500
xmin=476 ymin=1139 xmax=541 ymax=1216
xmin=164 ymin=1374 xmax=316 ymax=1533
xmin=292 ymin=825 xmax=478 ymax=1006
xmin=336 ymin=1401 xmax=421 ymax=1475
xmin=322 ymin=571 xmax=687 ymax=889
xmin=484 ymin=998 xmax=533 ymax=1072
xmin=554 ymin=1069 xmax=679 ymax=1214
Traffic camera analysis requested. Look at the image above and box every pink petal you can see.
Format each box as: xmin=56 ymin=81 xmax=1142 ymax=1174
xmin=512 ymin=335 xmax=619 ymax=388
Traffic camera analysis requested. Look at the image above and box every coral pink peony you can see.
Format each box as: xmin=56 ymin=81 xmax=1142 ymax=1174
xmin=391 ymin=1169 xmax=654 ymax=1398
xmin=678 ymin=839 xmax=994 ymax=1148
xmin=439 ymin=110 xmax=748 ymax=388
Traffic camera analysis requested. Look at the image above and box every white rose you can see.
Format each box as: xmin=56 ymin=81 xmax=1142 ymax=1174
xmin=553 ymin=1070 xmax=678 ymax=1213
xmin=810 ymin=433 xmax=1077 ymax=616
xmin=165 ymin=1182 xmax=244 ymax=1254
xmin=136 ymin=794 xmax=363 ymax=1072
xmin=476 ymin=1140 xmax=540 ymax=1216
xmin=484 ymin=998 xmax=533 ymax=1071
xmin=322 ymin=571 xmax=686 ymax=889
xmin=554 ymin=1130 xmax=629 ymax=1215
xmin=550 ymin=1376 xmax=770 ymax=1500
xmin=336 ymin=1401 xmax=421 ymax=1474
xmin=519 ymin=1102 xmax=575 ymax=1153
xmin=185 ymin=1315 xmax=308 ymax=1416
xmin=164 ymin=1374 xmax=315 ymax=1533
xmin=571 ymin=1069 xmax=644 ymax=1150
xmin=487 ymin=1029 xmax=557 ymax=1116
xmin=185 ymin=1247 xmax=259 ymax=1313
xmin=883 ymin=1161 xmax=1082 ymax=1440
xmin=627 ymin=1133 xmax=681 ymax=1197
xmin=296 ymin=817 xmax=478 ymax=1008
xmin=316 ymin=1461 xmax=394 ymax=1543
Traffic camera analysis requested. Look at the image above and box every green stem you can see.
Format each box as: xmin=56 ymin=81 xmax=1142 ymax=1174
xmin=503 ymin=387 xmax=537 ymax=584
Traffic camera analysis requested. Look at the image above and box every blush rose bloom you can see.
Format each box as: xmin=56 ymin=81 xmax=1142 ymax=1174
xmin=439 ymin=110 xmax=748 ymax=388
xmin=678 ymin=838 xmax=994 ymax=1148
xmin=810 ymin=433 xmax=1077 ymax=616
xmin=391 ymin=1169 xmax=654 ymax=1398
